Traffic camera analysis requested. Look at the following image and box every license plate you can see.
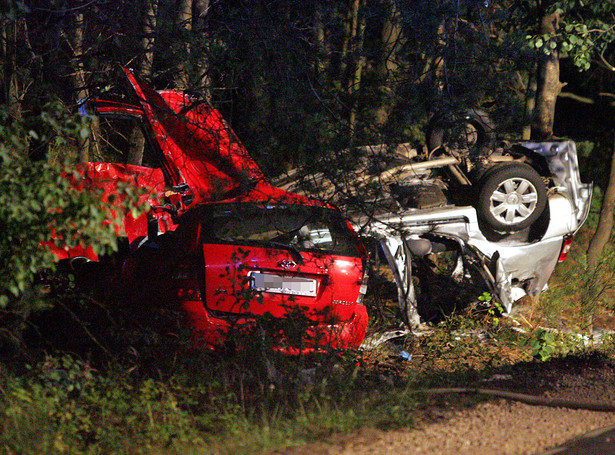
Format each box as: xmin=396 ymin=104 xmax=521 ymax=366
xmin=250 ymin=272 xmax=317 ymax=297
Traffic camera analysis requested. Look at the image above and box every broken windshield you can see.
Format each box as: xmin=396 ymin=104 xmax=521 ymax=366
xmin=198 ymin=203 xmax=361 ymax=257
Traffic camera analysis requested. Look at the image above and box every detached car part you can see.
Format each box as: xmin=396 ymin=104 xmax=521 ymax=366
xmin=277 ymin=139 xmax=591 ymax=329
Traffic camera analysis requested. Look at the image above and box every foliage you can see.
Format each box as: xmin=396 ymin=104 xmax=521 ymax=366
xmin=530 ymin=1 xmax=615 ymax=71
xmin=0 ymin=103 xmax=145 ymax=312
xmin=540 ymin=227 xmax=615 ymax=331
xmin=479 ymin=292 xmax=504 ymax=326
xmin=520 ymin=328 xmax=557 ymax=361
xmin=503 ymin=1 xmax=615 ymax=72
xmin=0 ymin=344 xmax=419 ymax=454
xmin=1 ymin=356 xmax=206 ymax=454
xmin=519 ymin=328 xmax=587 ymax=362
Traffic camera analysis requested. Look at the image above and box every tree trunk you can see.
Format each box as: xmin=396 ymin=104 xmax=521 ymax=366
xmin=192 ymin=0 xmax=210 ymax=95
xmin=338 ymin=2 xmax=353 ymax=90
xmin=522 ymin=70 xmax=536 ymax=140
xmin=433 ymin=20 xmax=447 ymax=96
xmin=175 ymin=0 xmax=210 ymax=93
xmin=587 ymin=137 xmax=615 ymax=270
xmin=126 ymin=123 xmax=146 ymax=166
xmin=313 ymin=5 xmax=328 ymax=78
xmin=347 ymin=0 xmax=365 ymax=140
xmin=68 ymin=12 xmax=93 ymax=162
xmin=127 ymin=0 xmax=158 ymax=166
xmin=372 ymin=0 xmax=402 ymax=130
xmin=175 ymin=0 xmax=193 ymax=89
xmin=141 ymin=0 xmax=158 ymax=78
xmin=2 ymin=18 xmax=25 ymax=122
xmin=531 ymin=11 xmax=563 ymax=140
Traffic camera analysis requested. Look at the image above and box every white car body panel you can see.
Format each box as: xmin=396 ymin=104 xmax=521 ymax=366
xmin=363 ymin=141 xmax=592 ymax=326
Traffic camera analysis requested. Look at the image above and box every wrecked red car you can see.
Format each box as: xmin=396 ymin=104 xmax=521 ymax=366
xmin=122 ymin=187 xmax=368 ymax=350
xmin=59 ymin=68 xmax=368 ymax=350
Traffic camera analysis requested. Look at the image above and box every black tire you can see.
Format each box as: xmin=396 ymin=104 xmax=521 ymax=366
xmin=427 ymin=108 xmax=496 ymax=152
xmin=476 ymin=162 xmax=547 ymax=232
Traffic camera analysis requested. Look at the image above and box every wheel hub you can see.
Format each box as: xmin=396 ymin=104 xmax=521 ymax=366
xmin=505 ymin=193 xmax=520 ymax=205
xmin=490 ymin=178 xmax=538 ymax=225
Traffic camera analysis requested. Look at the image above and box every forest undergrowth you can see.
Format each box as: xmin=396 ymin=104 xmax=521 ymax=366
xmin=2 ymin=226 xmax=615 ymax=455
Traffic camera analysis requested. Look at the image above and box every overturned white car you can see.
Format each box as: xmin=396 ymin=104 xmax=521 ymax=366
xmin=277 ymin=139 xmax=592 ymax=328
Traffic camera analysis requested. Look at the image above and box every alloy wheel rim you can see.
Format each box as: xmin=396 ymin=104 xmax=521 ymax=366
xmin=489 ymin=177 xmax=538 ymax=225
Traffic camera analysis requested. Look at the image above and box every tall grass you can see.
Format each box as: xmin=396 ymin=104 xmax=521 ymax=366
xmin=0 ymin=344 xmax=426 ymax=455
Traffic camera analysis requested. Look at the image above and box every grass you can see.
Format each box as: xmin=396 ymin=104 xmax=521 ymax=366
xmin=0 ymin=345 xmax=421 ymax=454
xmin=0 ymin=335 xmax=612 ymax=455
xmin=528 ymin=226 xmax=615 ymax=332
xmin=4 ymin=309 xmax=608 ymax=455
xmin=2 ymin=226 xmax=615 ymax=454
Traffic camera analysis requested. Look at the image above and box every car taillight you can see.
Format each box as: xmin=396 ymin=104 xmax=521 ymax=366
xmin=172 ymin=263 xmax=201 ymax=301
xmin=558 ymin=236 xmax=574 ymax=262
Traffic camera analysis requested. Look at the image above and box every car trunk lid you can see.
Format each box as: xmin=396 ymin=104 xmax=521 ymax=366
xmin=195 ymin=201 xmax=364 ymax=322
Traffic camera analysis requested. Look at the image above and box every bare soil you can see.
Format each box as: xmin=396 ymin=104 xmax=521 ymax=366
xmin=270 ymin=353 xmax=615 ymax=455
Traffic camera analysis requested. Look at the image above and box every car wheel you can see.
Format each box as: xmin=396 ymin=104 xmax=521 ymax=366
xmin=427 ymin=108 xmax=496 ymax=152
xmin=476 ymin=162 xmax=547 ymax=232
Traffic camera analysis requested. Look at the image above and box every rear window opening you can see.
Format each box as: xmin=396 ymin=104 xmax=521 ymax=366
xmin=198 ymin=203 xmax=361 ymax=257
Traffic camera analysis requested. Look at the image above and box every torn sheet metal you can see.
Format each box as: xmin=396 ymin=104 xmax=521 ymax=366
xmin=74 ymin=68 xmax=284 ymax=250
xmin=522 ymin=141 xmax=593 ymax=228
xmin=375 ymin=233 xmax=421 ymax=328
xmin=363 ymin=168 xmax=590 ymax=326
xmin=81 ymin=162 xmax=171 ymax=242
xmin=122 ymin=68 xmax=269 ymax=203
xmin=277 ymin=139 xmax=591 ymax=328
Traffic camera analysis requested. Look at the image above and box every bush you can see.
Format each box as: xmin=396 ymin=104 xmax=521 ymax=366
xmin=0 ymin=102 xmax=144 ymax=322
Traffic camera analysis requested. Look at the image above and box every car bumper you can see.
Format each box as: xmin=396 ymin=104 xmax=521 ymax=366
xmin=180 ymin=300 xmax=368 ymax=351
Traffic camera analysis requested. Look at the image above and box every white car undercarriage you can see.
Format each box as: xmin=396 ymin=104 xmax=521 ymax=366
xmin=276 ymin=140 xmax=592 ymax=328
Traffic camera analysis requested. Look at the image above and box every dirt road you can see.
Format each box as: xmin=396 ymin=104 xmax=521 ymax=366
xmin=271 ymin=354 xmax=615 ymax=455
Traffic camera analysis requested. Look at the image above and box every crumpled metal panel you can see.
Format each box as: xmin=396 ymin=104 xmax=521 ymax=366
xmin=65 ymin=69 xmax=287 ymax=254
xmin=521 ymin=141 xmax=592 ymax=230
xmin=46 ymin=163 xmax=169 ymax=261
xmin=376 ymin=233 xmax=421 ymax=328
xmin=122 ymin=68 xmax=269 ymax=204
xmin=80 ymin=162 xmax=173 ymax=242
xmin=364 ymin=192 xmax=582 ymax=324
xmin=275 ymin=139 xmax=592 ymax=327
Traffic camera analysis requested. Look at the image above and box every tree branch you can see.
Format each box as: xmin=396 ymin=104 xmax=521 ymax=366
xmin=558 ymin=91 xmax=615 ymax=107
xmin=558 ymin=91 xmax=595 ymax=104
xmin=599 ymin=51 xmax=615 ymax=71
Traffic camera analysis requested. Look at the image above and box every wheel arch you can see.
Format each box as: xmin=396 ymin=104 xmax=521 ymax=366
xmin=506 ymin=144 xmax=551 ymax=179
